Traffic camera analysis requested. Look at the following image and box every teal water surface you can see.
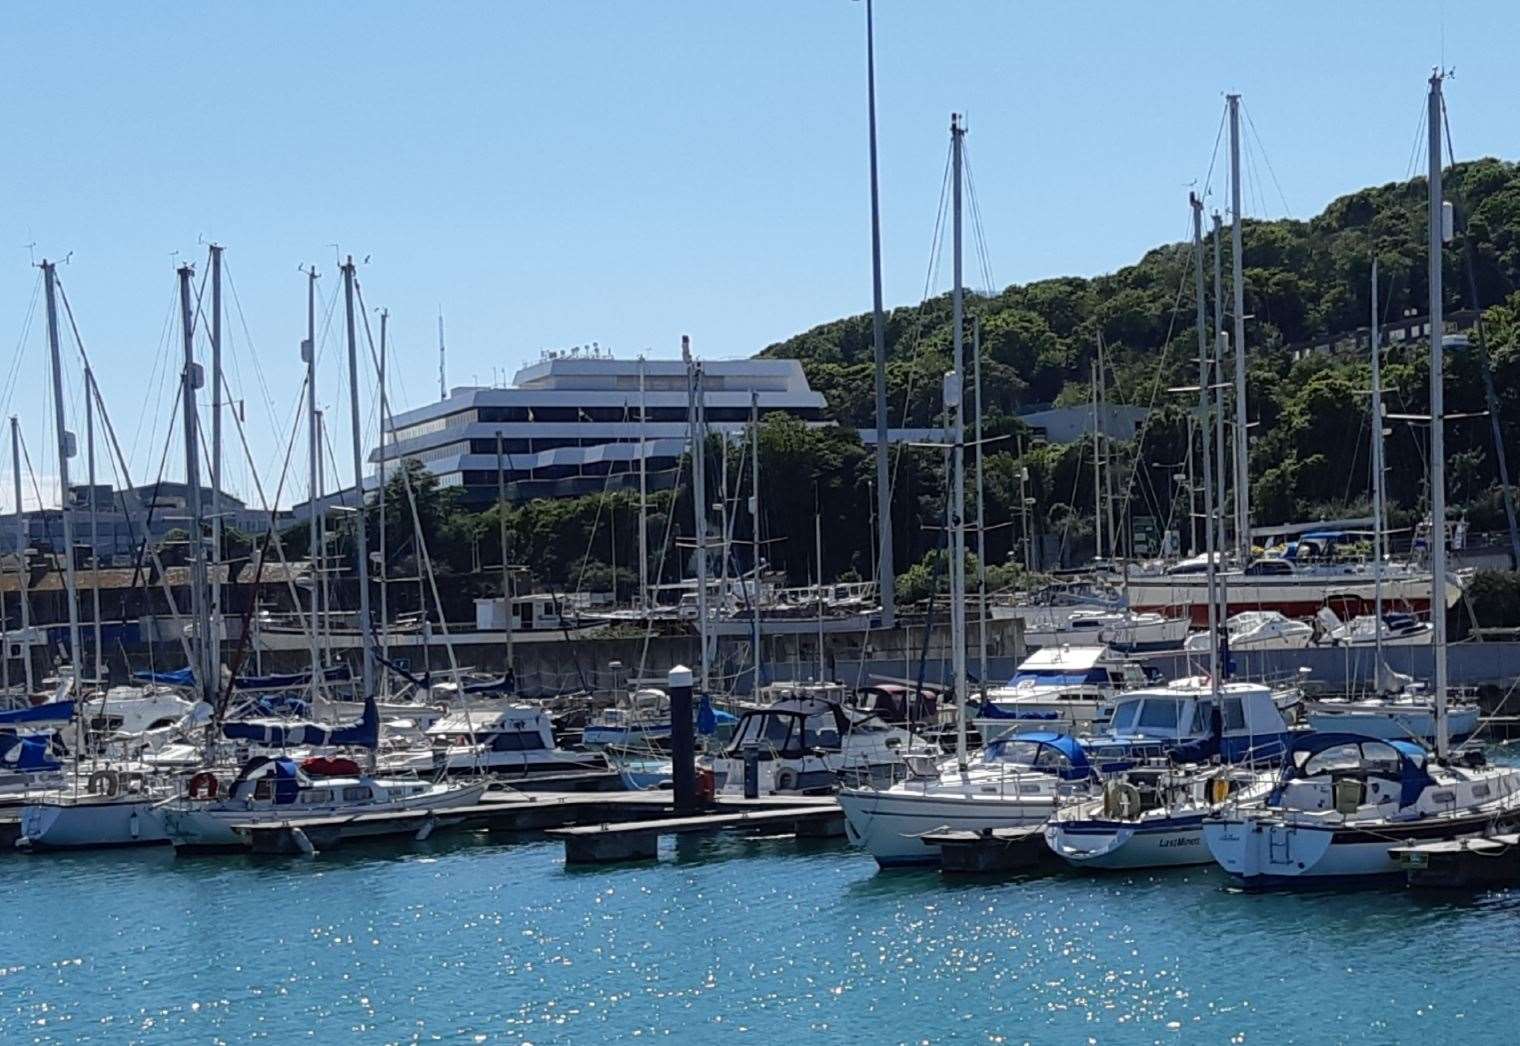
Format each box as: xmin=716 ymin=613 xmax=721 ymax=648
xmin=1 ymin=830 xmax=1516 ymax=1043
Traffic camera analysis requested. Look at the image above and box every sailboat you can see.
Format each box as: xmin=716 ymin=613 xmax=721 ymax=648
xmin=1202 ymin=75 xmax=1520 ymax=886
xmin=1045 ymin=197 xmax=1282 ymax=871
xmin=838 ymin=115 xmax=1099 ymax=867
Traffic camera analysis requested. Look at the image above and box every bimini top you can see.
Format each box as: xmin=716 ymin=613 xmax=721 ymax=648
xmin=982 ymin=731 xmax=1092 ymax=781
xmin=1277 ymin=731 xmax=1433 ymax=809
xmin=222 ymin=694 xmax=379 ymax=749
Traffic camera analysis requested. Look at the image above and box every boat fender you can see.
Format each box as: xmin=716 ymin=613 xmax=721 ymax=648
xmin=187 ymin=771 xmax=220 ymax=800
xmin=774 ymin=766 xmax=799 ymax=793
xmin=1208 ymin=775 xmax=1232 ymax=805
xmin=1103 ymin=781 xmax=1141 ymax=819
xmin=87 ymin=769 xmax=119 ymax=798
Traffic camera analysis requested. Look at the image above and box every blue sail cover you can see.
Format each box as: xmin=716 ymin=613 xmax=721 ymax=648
xmin=221 ymin=694 xmax=379 ymax=749
xmin=0 ymin=700 xmax=75 ymax=725
xmin=697 ymin=694 xmax=717 ymax=736
xmin=0 ymin=733 xmax=59 ymax=772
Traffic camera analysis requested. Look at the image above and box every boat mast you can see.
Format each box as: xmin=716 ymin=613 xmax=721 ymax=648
xmin=1090 ymin=359 xmax=1103 ymax=562
xmin=1228 ymin=94 xmax=1251 ymax=561
xmin=637 ymin=356 xmax=649 ymax=613
xmin=377 ymin=308 xmax=389 ymax=692
xmin=496 ymin=429 xmax=514 ymax=677
xmin=85 ymin=363 xmax=101 ymax=684
xmin=437 ymin=309 xmax=446 ymax=402
xmin=1426 ymin=72 xmax=1449 ymax=759
xmin=864 ymin=0 xmax=894 ymax=628
xmin=340 ymin=257 xmax=375 ymax=712
xmin=1190 ymin=196 xmax=1221 ymax=694
xmin=11 ymin=418 xmax=32 ymax=693
xmin=41 ymin=262 xmax=82 ymax=688
xmin=749 ymin=390 xmax=762 ymax=692
xmin=815 ymin=509 xmax=825 ymax=681
xmin=303 ymin=267 xmax=322 ymax=693
xmin=949 ymin=113 xmax=969 ymax=772
xmin=685 ymin=336 xmax=709 ymax=694
xmin=1370 ymin=258 xmax=1386 ymax=674
xmin=208 ymin=244 xmax=224 ymax=660
xmin=176 ymin=265 xmax=215 ymax=709
xmin=973 ymin=316 xmax=988 ymax=695
xmin=1211 ymin=213 xmax=1229 ymax=564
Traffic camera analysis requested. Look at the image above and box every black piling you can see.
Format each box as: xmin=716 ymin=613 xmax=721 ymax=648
xmin=669 ymin=664 xmax=697 ymax=814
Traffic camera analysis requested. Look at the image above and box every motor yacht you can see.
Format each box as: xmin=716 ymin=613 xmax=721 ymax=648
xmin=974 ymin=645 xmax=1150 ymax=739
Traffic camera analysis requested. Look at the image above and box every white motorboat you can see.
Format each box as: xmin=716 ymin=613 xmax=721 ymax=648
xmin=1203 ymin=732 xmax=1520 ymax=887
xmin=707 ymin=696 xmax=927 ymax=797
xmin=1304 ymin=693 xmax=1480 ymax=746
xmin=399 ymin=705 xmax=604 ymax=777
xmin=974 ymin=645 xmax=1150 ymax=739
xmin=838 ymin=732 xmax=1098 ymax=867
xmin=158 ymin=755 xmax=487 ymax=852
xmin=1315 ymin=608 xmax=1432 ymax=646
xmin=1082 ymin=679 xmax=1296 ymax=767
xmin=1184 ymin=610 xmax=1312 ymax=653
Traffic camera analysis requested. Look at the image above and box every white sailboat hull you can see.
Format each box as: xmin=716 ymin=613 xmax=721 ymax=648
xmin=19 ymin=794 xmax=170 ymax=850
xmin=838 ymin=785 xmax=1063 ymax=867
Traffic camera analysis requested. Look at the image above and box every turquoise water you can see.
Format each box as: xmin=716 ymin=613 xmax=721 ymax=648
xmin=2 ymin=830 xmax=1516 ymax=1044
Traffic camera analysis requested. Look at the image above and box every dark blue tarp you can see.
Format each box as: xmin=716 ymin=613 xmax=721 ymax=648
xmin=983 ymin=730 xmax=1092 ymax=781
xmin=0 ymin=701 xmax=75 ymax=725
xmin=697 ymin=694 xmax=717 ymax=736
xmin=0 ymin=733 xmax=59 ymax=771
xmin=222 ymin=694 xmax=379 ymax=749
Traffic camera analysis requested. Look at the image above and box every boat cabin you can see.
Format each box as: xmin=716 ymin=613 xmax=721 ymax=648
xmin=1089 ymin=680 xmax=1291 ymax=764
xmin=426 ymin=705 xmax=558 ymax=754
xmin=725 ymin=698 xmax=849 ymax=760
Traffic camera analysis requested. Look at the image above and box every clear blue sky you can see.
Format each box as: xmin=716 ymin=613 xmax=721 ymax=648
xmin=0 ymin=1 xmax=1515 ymax=510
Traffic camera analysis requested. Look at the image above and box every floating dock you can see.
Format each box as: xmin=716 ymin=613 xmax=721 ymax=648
xmin=1391 ymin=833 xmax=1520 ymax=888
xmin=549 ymin=795 xmax=844 ymax=863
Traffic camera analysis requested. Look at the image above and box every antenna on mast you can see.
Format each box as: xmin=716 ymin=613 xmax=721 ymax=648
xmin=437 ymin=308 xmax=447 ymax=400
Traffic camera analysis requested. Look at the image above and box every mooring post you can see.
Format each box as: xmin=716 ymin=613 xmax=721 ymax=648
xmin=669 ymin=664 xmax=697 ymax=814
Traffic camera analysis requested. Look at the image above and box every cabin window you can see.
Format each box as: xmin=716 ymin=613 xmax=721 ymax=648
xmin=1222 ymin=698 xmax=1246 ymax=731
xmin=253 ymin=779 xmax=275 ymax=801
xmin=342 ymin=786 xmax=372 ymax=802
xmin=1137 ymin=700 xmax=1180 ymax=730
xmin=1109 ymin=702 xmax=1140 ymax=732
xmin=1191 ymin=701 xmax=1216 ymax=734
xmin=301 ymin=789 xmax=333 ymax=805
xmin=1474 ymin=784 xmax=1492 ymax=798
xmin=802 ymin=715 xmax=842 ymax=751
xmin=491 ymin=732 xmax=547 ymax=752
xmin=1302 ymin=744 xmax=1367 ymax=777
xmin=147 ymin=718 xmax=177 ymax=731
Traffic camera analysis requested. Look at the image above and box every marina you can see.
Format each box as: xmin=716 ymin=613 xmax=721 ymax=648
xmin=8 ymin=1 xmax=1520 ymax=1041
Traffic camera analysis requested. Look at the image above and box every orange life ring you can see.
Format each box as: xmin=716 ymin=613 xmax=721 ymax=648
xmin=187 ymin=770 xmax=220 ymax=800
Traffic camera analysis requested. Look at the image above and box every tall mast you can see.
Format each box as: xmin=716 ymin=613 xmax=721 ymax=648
xmin=437 ymin=309 xmax=447 ymax=402
xmin=496 ymin=429 xmax=513 ymax=677
xmin=1228 ymin=94 xmax=1251 ymax=560
xmin=1211 ymin=213 xmax=1228 ymax=563
xmin=973 ymin=316 xmax=988 ymax=694
xmin=303 ymin=268 xmax=322 ymax=689
xmin=864 ymin=0 xmax=894 ymax=628
xmin=41 ymin=262 xmax=82 ymax=685
xmin=177 ymin=265 xmax=215 ymax=707
xmin=749 ymin=390 xmax=762 ymax=692
xmin=208 ymin=244 xmax=224 ymax=653
xmin=377 ymin=308 xmax=389 ymax=690
xmin=1370 ymin=257 xmax=1386 ymax=674
xmin=1090 ymin=359 xmax=1103 ymax=561
xmin=949 ymin=113 xmax=969 ymax=771
xmin=1427 ymin=72 xmax=1449 ymax=759
xmin=11 ymin=418 xmax=32 ymax=693
xmin=637 ymin=356 xmax=649 ymax=612
xmin=815 ymin=509 xmax=825 ymax=681
xmin=85 ymin=366 xmax=101 ymax=683
xmin=1191 ymin=195 xmax=1220 ymax=695
xmin=340 ymin=257 xmax=375 ymax=709
xmin=685 ymin=336 xmax=709 ymax=694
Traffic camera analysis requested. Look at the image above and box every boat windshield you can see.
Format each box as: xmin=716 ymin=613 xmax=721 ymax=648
xmin=731 ymin=713 xmax=797 ymax=752
xmin=1135 ymin=698 xmax=1182 ymax=733
xmin=1298 ymin=739 xmax=1403 ymax=777
xmin=1109 ymin=700 xmax=1141 ymax=732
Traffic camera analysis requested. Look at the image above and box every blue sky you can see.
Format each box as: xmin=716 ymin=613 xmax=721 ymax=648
xmin=0 ymin=2 xmax=1515 ymax=510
